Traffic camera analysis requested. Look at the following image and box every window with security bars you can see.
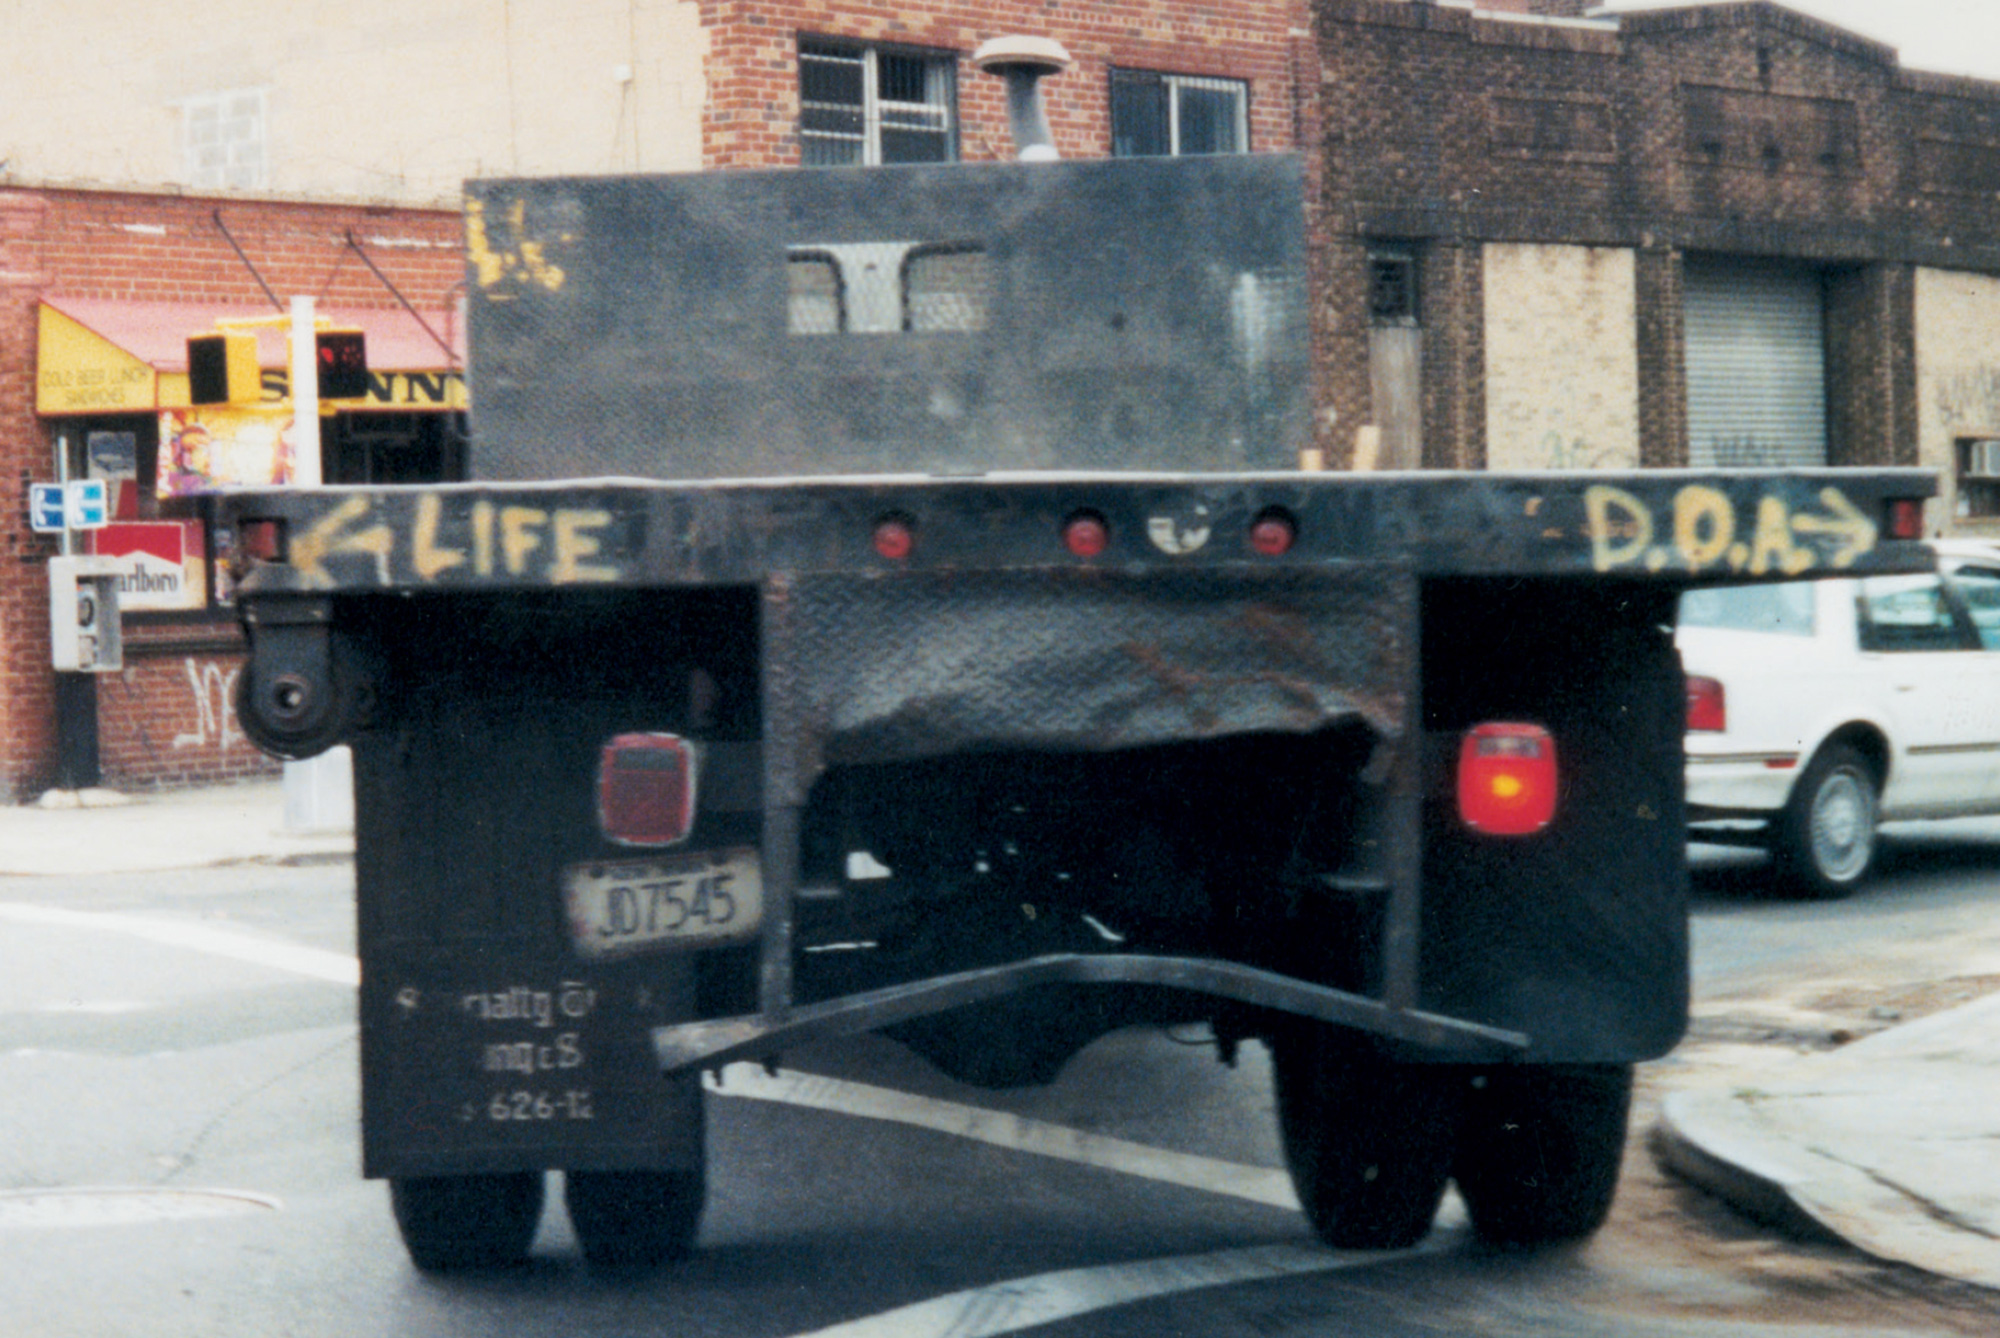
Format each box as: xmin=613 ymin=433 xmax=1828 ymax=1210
xmin=1110 ymin=70 xmax=1248 ymax=157
xmin=800 ymin=39 xmax=957 ymax=166
xmin=1368 ymin=248 xmax=1419 ymax=326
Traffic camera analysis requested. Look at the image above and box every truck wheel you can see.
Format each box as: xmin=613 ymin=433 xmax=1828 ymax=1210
xmin=1452 ymin=1063 xmax=1632 ymax=1247
xmin=1272 ymin=1028 xmax=1461 ymax=1250
xmin=389 ymin=1173 xmax=544 ymax=1272
xmin=1771 ymin=744 xmax=1878 ymax=899
xmin=564 ymin=1169 xmax=705 ymax=1267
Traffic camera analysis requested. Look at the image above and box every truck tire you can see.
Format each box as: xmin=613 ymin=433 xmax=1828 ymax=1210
xmin=1770 ymin=743 xmax=1878 ymax=899
xmin=1272 ymin=1028 xmax=1461 ymax=1250
xmin=389 ymin=1172 xmax=544 ymax=1272
xmin=1452 ymin=1063 xmax=1632 ymax=1246
xmin=564 ymin=1168 xmax=705 ymax=1268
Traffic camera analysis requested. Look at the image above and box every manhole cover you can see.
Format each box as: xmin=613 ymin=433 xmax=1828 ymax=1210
xmin=0 ymin=1187 xmax=280 ymax=1229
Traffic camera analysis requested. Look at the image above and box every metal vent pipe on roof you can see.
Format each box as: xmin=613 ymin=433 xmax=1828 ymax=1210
xmin=971 ymin=35 xmax=1074 ymax=162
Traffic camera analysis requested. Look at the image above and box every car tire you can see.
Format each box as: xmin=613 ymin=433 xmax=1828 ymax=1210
xmin=1272 ymin=1027 xmax=1461 ymax=1250
xmin=1452 ymin=1064 xmax=1632 ymax=1247
xmin=390 ymin=1172 xmax=545 ymax=1272
xmin=1771 ymin=743 xmax=1879 ymax=898
xmin=564 ymin=1168 xmax=706 ymax=1268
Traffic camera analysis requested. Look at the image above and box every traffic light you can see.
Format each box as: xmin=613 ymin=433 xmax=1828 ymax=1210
xmin=187 ymin=332 xmax=261 ymax=405
xmin=316 ymin=328 xmax=368 ymax=399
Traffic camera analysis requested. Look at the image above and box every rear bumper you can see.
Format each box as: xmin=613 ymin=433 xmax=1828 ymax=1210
xmin=652 ymin=951 xmax=1530 ymax=1073
xmin=1684 ymin=750 xmax=1800 ymax=814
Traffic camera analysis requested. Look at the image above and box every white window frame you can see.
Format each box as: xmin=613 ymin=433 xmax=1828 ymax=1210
xmin=799 ymin=39 xmax=957 ymax=167
xmin=1110 ymin=70 xmax=1249 ymax=157
xmin=180 ymin=87 xmax=270 ymax=191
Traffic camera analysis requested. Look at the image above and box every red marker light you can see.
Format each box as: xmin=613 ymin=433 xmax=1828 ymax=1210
xmin=1887 ymin=498 xmax=1925 ymax=541
xmin=1063 ymin=513 xmax=1110 ymax=558
xmin=1457 ymin=722 xmax=1558 ymax=836
xmin=598 ymin=733 xmax=698 ymax=847
xmin=1685 ymin=676 xmax=1726 ymax=733
xmin=1249 ymin=510 xmax=1296 ymax=556
xmin=873 ymin=516 xmax=916 ymax=561
xmin=239 ymin=519 xmax=285 ymax=562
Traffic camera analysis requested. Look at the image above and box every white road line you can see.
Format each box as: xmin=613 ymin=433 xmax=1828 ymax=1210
xmin=0 ymin=903 xmax=358 ymax=986
xmin=706 ymin=1063 xmax=1301 ymax=1210
xmin=0 ymin=905 xmax=1438 ymax=1332
xmin=786 ymin=1236 xmax=1459 ymax=1338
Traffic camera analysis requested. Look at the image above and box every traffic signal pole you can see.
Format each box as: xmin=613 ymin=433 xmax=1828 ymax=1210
xmin=280 ymin=295 xmax=351 ymax=832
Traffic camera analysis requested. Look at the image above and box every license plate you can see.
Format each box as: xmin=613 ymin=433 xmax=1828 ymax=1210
xmin=562 ymin=848 xmax=762 ymax=959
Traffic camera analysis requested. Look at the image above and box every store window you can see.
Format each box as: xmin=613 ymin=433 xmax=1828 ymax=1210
xmin=325 ymin=412 xmax=468 ymax=484
xmin=1110 ymin=70 xmax=1248 ymax=157
xmin=799 ymin=38 xmax=957 ymax=166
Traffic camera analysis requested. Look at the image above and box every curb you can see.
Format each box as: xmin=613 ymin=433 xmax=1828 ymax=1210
xmin=1649 ymin=1093 xmax=1843 ymax=1246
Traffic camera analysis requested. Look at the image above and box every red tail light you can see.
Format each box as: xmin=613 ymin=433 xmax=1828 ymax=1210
xmin=1887 ymin=498 xmax=1925 ymax=541
xmin=599 ymin=733 xmax=697 ymax=847
xmin=1457 ymin=722 xmax=1558 ymax=836
xmin=1686 ymin=675 xmax=1726 ymax=732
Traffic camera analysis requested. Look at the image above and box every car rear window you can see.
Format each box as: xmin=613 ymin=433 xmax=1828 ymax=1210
xmin=1951 ymin=566 xmax=2000 ymax=649
xmin=1677 ymin=582 xmax=1816 ymax=636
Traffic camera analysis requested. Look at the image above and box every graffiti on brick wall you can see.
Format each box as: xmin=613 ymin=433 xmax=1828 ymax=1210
xmin=1937 ymin=367 xmax=2000 ymax=431
xmin=1538 ymin=430 xmax=1628 ymax=471
xmin=174 ymin=658 xmax=244 ymax=750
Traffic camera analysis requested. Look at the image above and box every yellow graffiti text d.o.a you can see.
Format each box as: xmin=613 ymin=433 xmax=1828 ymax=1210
xmin=1584 ymin=484 xmax=1877 ymax=575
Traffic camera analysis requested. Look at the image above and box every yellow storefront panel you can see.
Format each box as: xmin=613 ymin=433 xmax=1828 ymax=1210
xmin=37 ymin=304 xmax=157 ymax=414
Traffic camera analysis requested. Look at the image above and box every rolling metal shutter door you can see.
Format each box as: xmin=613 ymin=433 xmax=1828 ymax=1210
xmin=1683 ymin=257 xmax=1826 ymax=467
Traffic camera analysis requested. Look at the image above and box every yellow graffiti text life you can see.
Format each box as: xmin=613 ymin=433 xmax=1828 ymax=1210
xmin=287 ymin=494 xmax=622 ymax=588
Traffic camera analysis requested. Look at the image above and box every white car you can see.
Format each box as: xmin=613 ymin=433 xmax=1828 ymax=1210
xmin=1676 ymin=541 xmax=2000 ymax=896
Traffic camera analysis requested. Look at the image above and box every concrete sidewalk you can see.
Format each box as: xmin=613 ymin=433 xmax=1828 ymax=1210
xmin=0 ymin=778 xmax=352 ymax=876
xmin=3 ymin=779 xmax=1995 ymax=1291
xmin=1653 ymin=992 xmax=2000 ymax=1292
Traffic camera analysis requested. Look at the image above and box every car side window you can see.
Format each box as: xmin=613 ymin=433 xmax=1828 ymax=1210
xmin=1856 ymin=575 xmax=1972 ymax=653
xmin=1948 ymin=566 xmax=2000 ymax=650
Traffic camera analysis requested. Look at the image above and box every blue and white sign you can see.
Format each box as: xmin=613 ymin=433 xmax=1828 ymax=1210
xmin=28 ymin=480 xmax=109 ymax=533
xmin=65 ymin=479 xmax=109 ymax=530
xmin=28 ymin=483 xmax=66 ymax=533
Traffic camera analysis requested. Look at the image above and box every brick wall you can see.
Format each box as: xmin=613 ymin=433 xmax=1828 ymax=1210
xmin=697 ymin=1 xmax=1313 ymax=169
xmin=0 ymin=187 xmax=459 ymax=800
xmin=95 ymin=629 xmax=275 ymax=791
xmin=1313 ymin=0 xmax=2000 ymax=469
xmin=32 ymin=189 xmax=462 ymax=308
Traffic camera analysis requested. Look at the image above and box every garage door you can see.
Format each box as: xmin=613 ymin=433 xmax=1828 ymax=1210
xmin=1683 ymin=256 xmax=1826 ymax=467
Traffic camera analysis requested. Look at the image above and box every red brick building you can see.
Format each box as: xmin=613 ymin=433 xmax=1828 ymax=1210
xmin=0 ymin=190 xmax=463 ymax=800
xmin=1311 ymin=0 xmax=2000 ymax=509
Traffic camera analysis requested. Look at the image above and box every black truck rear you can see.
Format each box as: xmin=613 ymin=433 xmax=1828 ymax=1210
xmin=205 ymin=154 xmax=1934 ymax=1270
